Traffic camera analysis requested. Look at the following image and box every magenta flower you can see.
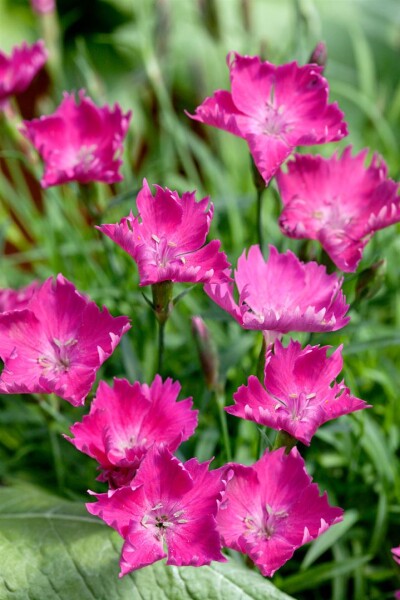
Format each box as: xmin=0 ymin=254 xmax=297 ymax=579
xmin=187 ymin=53 xmax=347 ymax=184
xmin=276 ymin=148 xmax=400 ymax=272
xmin=30 ymin=0 xmax=55 ymax=14
xmin=393 ymin=546 xmax=400 ymax=566
xmin=205 ymin=245 xmax=349 ymax=334
xmin=0 ymin=41 xmax=47 ymax=108
xmin=217 ymin=447 xmax=343 ymax=576
xmin=0 ymin=275 xmax=130 ymax=405
xmin=229 ymin=339 xmax=368 ymax=445
xmin=0 ymin=281 xmax=39 ymax=313
xmin=21 ymin=90 xmax=131 ymax=188
xmin=87 ymin=445 xmax=227 ymax=574
xmin=99 ymin=179 xmax=230 ymax=286
xmin=66 ymin=375 xmax=198 ymax=488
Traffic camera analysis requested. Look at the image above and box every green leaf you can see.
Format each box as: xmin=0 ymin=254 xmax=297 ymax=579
xmin=0 ymin=483 xmax=294 ymax=600
xmin=281 ymin=556 xmax=371 ymax=595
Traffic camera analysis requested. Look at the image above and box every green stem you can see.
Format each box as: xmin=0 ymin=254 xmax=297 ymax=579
xmin=250 ymin=156 xmax=267 ymax=251
xmin=256 ymin=186 xmax=264 ymax=251
xmin=272 ymin=430 xmax=298 ymax=454
xmin=216 ymin=389 xmax=232 ymax=462
xmin=157 ymin=319 xmax=166 ymax=374
xmin=256 ymin=334 xmax=267 ymax=381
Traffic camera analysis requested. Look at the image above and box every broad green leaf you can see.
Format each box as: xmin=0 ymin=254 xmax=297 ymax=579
xmin=0 ymin=483 xmax=294 ymax=600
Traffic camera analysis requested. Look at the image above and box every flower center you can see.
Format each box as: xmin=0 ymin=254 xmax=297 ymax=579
xmin=150 ymin=234 xmax=185 ymax=269
xmin=76 ymin=144 xmax=97 ymax=172
xmin=274 ymin=391 xmax=317 ymax=420
xmin=244 ymin=504 xmax=289 ymax=540
xmin=263 ymin=103 xmax=287 ymax=136
xmin=140 ymin=503 xmax=188 ymax=541
xmin=37 ymin=337 xmax=78 ymax=375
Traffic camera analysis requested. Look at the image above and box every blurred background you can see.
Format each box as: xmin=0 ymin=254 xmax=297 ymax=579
xmin=1 ymin=1 xmax=400 ymax=599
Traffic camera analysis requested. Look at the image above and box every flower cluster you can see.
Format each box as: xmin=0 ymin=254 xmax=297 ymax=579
xmin=2 ymin=35 xmax=396 ymax=590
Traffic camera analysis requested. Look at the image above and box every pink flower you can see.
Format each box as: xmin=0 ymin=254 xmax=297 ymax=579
xmin=86 ymin=445 xmax=227 ymax=574
xmin=0 ymin=275 xmax=130 ymax=405
xmin=0 ymin=41 xmax=47 ymax=108
xmin=66 ymin=375 xmax=198 ymax=488
xmin=30 ymin=0 xmax=55 ymax=14
xmin=229 ymin=339 xmax=368 ymax=445
xmin=216 ymin=447 xmax=343 ymax=576
xmin=393 ymin=546 xmax=400 ymax=565
xmin=205 ymin=245 xmax=349 ymax=334
xmin=21 ymin=90 xmax=131 ymax=187
xmin=276 ymin=148 xmax=400 ymax=272
xmin=187 ymin=53 xmax=347 ymax=184
xmin=98 ymin=179 xmax=231 ymax=286
xmin=0 ymin=281 xmax=39 ymax=313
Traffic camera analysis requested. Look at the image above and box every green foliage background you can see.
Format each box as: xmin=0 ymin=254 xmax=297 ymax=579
xmin=0 ymin=0 xmax=400 ymax=598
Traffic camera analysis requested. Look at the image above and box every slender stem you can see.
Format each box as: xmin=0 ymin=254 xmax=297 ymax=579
xmin=250 ymin=155 xmax=267 ymax=251
xmin=216 ymin=389 xmax=232 ymax=462
xmin=157 ymin=319 xmax=166 ymax=374
xmin=256 ymin=334 xmax=267 ymax=381
xmin=256 ymin=186 xmax=264 ymax=251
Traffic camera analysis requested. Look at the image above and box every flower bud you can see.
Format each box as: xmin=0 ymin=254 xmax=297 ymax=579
xmin=309 ymin=41 xmax=327 ymax=69
xmin=191 ymin=316 xmax=219 ymax=390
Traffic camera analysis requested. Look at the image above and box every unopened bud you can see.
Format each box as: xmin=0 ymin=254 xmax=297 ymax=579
xmin=309 ymin=41 xmax=327 ymax=70
xmin=356 ymin=259 xmax=386 ymax=301
xmin=191 ymin=316 xmax=219 ymax=390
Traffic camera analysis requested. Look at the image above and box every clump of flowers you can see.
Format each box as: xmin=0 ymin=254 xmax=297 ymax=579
xmin=0 ymin=40 xmax=47 ymax=109
xmin=86 ymin=445 xmax=227 ymax=574
xmin=187 ymin=52 xmax=347 ymax=184
xmin=276 ymin=148 xmax=400 ymax=271
xmin=229 ymin=339 xmax=368 ymax=445
xmin=99 ymin=179 xmax=230 ymax=286
xmin=205 ymin=245 xmax=349 ymax=334
xmin=21 ymin=90 xmax=131 ymax=187
xmin=217 ymin=447 xmax=343 ymax=576
xmin=66 ymin=375 xmax=198 ymax=487
xmin=0 ymin=275 xmax=130 ymax=405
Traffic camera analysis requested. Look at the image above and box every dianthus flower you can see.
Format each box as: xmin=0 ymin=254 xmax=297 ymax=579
xmin=30 ymin=0 xmax=55 ymax=14
xmin=0 ymin=275 xmax=130 ymax=405
xmin=66 ymin=375 xmax=198 ymax=488
xmin=0 ymin=281 xmax=39 ymax=313
xmin=216 ymin=447 xmax=343 ymax=576
xmin=205 ymin=245 xmax=349 ymax=334
xmin=99 ymin=179 xmax=230 ymax=286
xmin=187 ymin=52 xmax=347 ymax=184
xmin=87 ymin=445 xmax=226 ymax=574
xmin=276 ymin=148 xmax=400 ymax=272
xmin=229 ymin=339 xmax=368 ymax=445
xmin=0 ymin=41 xmax=47 ymax=109
xmin=21 ymin=90 xmax=131 ymax=187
